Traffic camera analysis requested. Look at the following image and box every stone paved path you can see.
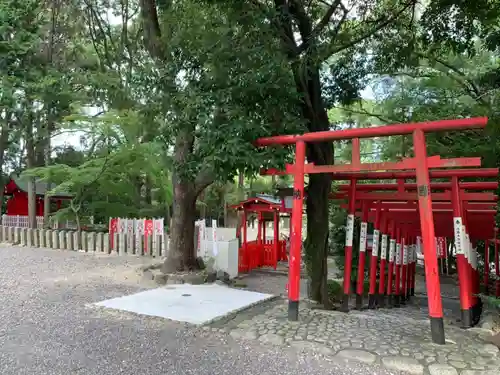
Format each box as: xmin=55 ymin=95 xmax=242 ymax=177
xmin=217 ymin=273 xmax=500 ymax=375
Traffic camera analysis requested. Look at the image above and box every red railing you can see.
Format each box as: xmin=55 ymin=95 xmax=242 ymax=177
xmin=238 ymin=239 xmax=288 ymax=273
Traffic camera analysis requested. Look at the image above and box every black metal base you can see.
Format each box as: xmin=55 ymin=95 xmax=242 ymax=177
xmin=471 ymin=299 xmax=483 ymax=327
xmin=340 ymin=294 xmax=350 ymax=313
xmin=387 ymin=295 xmax=393 ymax=308
xmin=410 ymin=287 xmax=415 ymax=296
xmin=378 ymin=294 xmax=386 ymax=308
xmin=430 ymin=316 xmax=446 ymax=345
xmin=288 ymin=300 xmax=299 ymax=321
xmin=460 ymin=308 xmax=472 ymax=329
xmin=400 ymin=295 xmax=406 ymax=306
xmin=393 ymin=295 xmax=401 ymax=308
xmin=368 ymin=294 xmax=377 ymax=309
xmin=355 ymin=294 xmax=363 ymax=310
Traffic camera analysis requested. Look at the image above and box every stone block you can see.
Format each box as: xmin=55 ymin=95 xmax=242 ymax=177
xmin=26 ymin=229 xmax=34 ymax=247
xmin=81 ymin=232 xmax=88 ymax=252
xmin=52 ymin=230 xmax=59 ymax=249
xmin=118 ymin=234 xmax=126 ymax=255
xmin=102 ymin=233 xmax=110 ymax=253
xmin=20 ymin=228 xmax=28 ymax=246
xmin=45 ymin=230 xmax=52 ymax=248
xmin=72 ymin=231 xmax=80 ymax=251
xmin=96 ymin=232 xmax=103 ymax=252
xmin=336 ymin=349 xmax=377 ymax=364
xmin=33 ymin=229 xmax=40 ymax=247
xmin=166 ymin=274 xmax=185 ymax=285
xmin=183 ymin=273 xmax=205 ymax=285
xmin=58 ymin=231 xmax=66 ymax=250
xmin=14 ymin=227 xmax=21 ymax=244
xmin=87 ymin=232 xmax=96 ymax=252
xmin=8 ymin=227 xmax=14 ymax=242
xmin=206 ymin=271 xmax=217 ymax=283
xmin=428 ymin=364 xmax=458 ymax=375
xmin=39 ymin=229 xmax=46 ymax=248
xmin=66 ymin=231 xmax=74 ymax=250
xmin=381 ymin=356 xmax=424 ymax=375
xmin=216 ymin=270 xmax=231 ymax=285
xmin=154 ymin=273 xmax=168 ymax=285
xmin=142 ymin=270 xmax=154 ymax=282
xmin=486 ymin=332 xmax=500 ymax=350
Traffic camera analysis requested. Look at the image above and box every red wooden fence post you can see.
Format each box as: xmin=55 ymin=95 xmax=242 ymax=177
xmin=378 ymin=214 xmax=388 ymax=307
xmin=368 ymin=204 xmax=381 ymax=308
xmin=274 ymin=211 xmax=279 ymax=269
xmin=394 ymin=227 xmax=402 ymax=307
xmin=387 ymin=220 xmax=396 ymax=308
xmin=413 ymin=128 xmax=445 ymax=344
xmin=356 ymin=201 xmax=369 ymax=309
xmin=406 ymin=235 xmax=414 ymax=301
xmin=412 ymin=236 xmax=420 ymax=296
xmin=401 ymin=228 xmax=408 ymax=305
xmin=288 ymin=140 xmax=306 ymax=321
xmin=463 ymin=213 xmax=479 ymax=322
xmin=452 ymin=176 xmax=472 ymax=327
xmin=341 ymin=177 xmax=357 ymax=312
xmin=495 ymin=228 xmax=499 ymax=297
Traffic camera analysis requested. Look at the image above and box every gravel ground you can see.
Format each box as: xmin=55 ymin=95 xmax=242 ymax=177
xmin=0 ymin=244 xmax=408 ymax=375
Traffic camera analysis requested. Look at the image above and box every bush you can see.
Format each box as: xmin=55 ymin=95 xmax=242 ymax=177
xmin=480 ymin=294 xmax=500 ymax=311
xmin=327 ymin=279 xmax=343 ymax=302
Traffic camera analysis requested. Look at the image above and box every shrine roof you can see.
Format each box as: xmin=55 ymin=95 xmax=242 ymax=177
xmin=231 ymin=194 xmax=285 ymax=211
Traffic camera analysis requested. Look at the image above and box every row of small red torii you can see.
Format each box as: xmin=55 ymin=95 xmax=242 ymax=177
xmin=252 ymin=116 xmax=498 ymax=346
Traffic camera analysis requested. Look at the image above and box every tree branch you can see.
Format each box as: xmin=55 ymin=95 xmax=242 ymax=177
xmin=415 ymin=51 xmax=489 ymax=107
xmin=194 ymin=168 xmax=215 ymax=197
xmin=297 ymin=0 xmax=343 ymax=53
xmin=272 ymin=0 xmax=300 ymax=58
xmin=139 ymin=0 xmax=164 ymax=59
xmin=321 ymin=1 xmax=414 ymax=61
xmin=332 ymin=105 xmax=401 ymax=125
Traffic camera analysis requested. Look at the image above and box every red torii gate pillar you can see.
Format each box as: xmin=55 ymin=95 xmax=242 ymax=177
xmin=288 ymin=140 xmax=306 ymax=319
xmin=413 ymin=129 xmax=445 ymax=342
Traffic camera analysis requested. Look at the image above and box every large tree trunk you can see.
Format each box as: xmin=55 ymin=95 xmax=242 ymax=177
xmin=25 ymin=116 xmax=37 ymax=229
xmin=162 ymin=127 xmax=198 ymax=272
xmin=162 ymin=182 xmax=197 ymax=272
xmin=0 ymin=118 xmax=10 ymax=221
xmin=294 ymin=65 xmax=334 ymax=307
xmin=305 ymin=173 xmax=331 ymax=305
xmin=43 ymin=130 xmax=51 ymax=228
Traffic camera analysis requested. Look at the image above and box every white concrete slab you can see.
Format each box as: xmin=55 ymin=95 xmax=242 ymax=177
xmin=94 ymin=284 xmax=275 ymax=325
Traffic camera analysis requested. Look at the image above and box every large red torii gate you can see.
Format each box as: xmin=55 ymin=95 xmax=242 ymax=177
xmin=255 ymin=116 xmax=489 ymax=345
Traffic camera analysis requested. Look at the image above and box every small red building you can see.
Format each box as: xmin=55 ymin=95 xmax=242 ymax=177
xmin=3 ymin=175 xmax=72 ymax=216
xmin=232 ymin=194 xmax=292 ymax=272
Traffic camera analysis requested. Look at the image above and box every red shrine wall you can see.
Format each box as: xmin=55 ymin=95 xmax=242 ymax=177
xmin=6 ymin=191 xmax=44 ymax=216
xmin=3 ymin=180 xmax=66 ymax=217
